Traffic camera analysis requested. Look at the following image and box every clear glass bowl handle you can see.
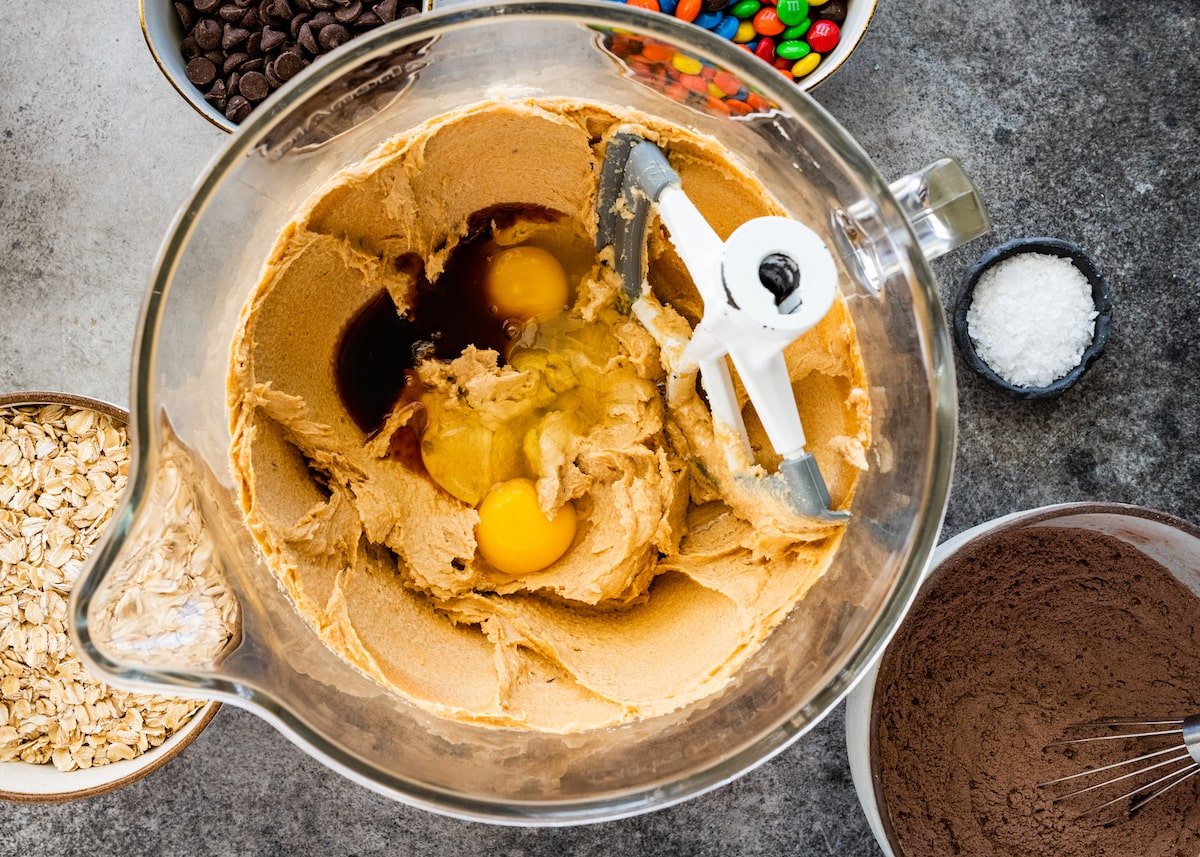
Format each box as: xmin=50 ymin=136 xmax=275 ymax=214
xmin=888 ymin=158 xmax=989 ymax=261
xmin=836 ymin=157 xmax=989 ymax=292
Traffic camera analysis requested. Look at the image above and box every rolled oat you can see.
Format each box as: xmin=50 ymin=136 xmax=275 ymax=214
xmin=0 ymin=404 xmax=208 ymax=772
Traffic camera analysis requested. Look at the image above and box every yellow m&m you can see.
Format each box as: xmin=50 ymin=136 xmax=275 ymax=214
xmin=791 ymin=52 xmax=821 ymax=78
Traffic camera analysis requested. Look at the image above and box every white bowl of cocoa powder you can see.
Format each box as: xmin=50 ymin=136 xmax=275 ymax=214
xmin=847 ymin=503 xmax=1200 ymax=857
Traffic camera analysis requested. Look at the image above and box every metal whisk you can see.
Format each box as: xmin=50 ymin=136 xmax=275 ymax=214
xmin=1040 ymin=715 xmax=1200 ymax=822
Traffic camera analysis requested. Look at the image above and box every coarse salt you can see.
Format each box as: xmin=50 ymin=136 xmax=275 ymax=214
xmin=965 ymin=252 xmax=1098 ymax=388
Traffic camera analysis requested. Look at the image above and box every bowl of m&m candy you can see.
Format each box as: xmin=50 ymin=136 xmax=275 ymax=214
xmin=617 ymin=0 xmax=875 ymax=88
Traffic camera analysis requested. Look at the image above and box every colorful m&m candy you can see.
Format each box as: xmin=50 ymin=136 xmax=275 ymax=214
xmin=621 ymin=0 xmax=849 ymax=85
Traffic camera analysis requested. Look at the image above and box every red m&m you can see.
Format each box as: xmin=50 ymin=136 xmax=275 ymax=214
xmin=805 ymin=19 xmax=840 ymax=53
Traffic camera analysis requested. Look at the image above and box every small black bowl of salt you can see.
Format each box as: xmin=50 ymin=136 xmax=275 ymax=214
xmin=953 ymin=237 xmax=1112 ymax=398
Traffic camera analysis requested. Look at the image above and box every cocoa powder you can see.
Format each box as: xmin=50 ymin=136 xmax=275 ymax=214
xmin=875 ymin=525 xmax=1200 ymax=856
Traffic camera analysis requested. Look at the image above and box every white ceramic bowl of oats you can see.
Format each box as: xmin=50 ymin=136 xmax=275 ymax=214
xmin=0 ymin=392 xmax=220 ymax=803
xmin=0 ymin=703 xmax=219 ymax=803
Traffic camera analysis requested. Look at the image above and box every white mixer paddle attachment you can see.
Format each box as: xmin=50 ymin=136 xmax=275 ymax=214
xmin=597 ymin=133 xmax=848 ymax=522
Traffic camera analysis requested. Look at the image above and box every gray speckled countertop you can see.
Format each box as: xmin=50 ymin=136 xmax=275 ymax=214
xmin=2 ymin=0 xmax=1198 ymax=854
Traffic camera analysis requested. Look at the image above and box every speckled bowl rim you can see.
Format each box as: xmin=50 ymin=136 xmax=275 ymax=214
xmin=0 ymin=391 xmax=221 ymax=803
xmin=952 ymin=237 xmax=1112 ymax=399
xmin=803 ymin=0 xmax=878 ymax=91
xmin=138 ymin=0 xmax=232 ymax=133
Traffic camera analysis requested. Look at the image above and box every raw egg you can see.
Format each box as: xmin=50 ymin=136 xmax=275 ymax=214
xmin=476 ymin=478 xmax=576 ymax=575
xmin=484 ymin=246 xmax=568 ymax=320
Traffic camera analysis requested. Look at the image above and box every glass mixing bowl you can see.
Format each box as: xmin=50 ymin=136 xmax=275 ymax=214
xmin=71 ymin=1 xmax=984 ymax=824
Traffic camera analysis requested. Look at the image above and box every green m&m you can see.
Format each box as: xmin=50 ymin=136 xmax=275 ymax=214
xmin=730 ymin=0 xmax=761 ymax=19
xmin=775 ymin=39 xmax=812 ymax=60
xmin=780 ymin=19 xmax=811 ymax=39
xmin=775 ymin=0 xmax=808 ymax=26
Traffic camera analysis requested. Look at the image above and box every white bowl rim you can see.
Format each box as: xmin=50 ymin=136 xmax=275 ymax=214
xmin=802 ymin=0 xmax=878 ymax=91
xmin=0 ymin=703 xmax=219 ymax=804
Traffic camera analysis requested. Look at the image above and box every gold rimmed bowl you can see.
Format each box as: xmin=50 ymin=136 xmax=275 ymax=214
xmin=139 ymin=0 xmax=433 ymax=132
xmin=799 ymin=0 xmax=877 ymax=91
xmin=0 ymin=391 xmax=220 ymax=803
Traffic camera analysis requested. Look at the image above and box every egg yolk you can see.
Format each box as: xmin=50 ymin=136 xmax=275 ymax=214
xmin=484 ymin=246 xmax=569 ymax=320
xmin=476 ymin=478 xmax=576 ymax=576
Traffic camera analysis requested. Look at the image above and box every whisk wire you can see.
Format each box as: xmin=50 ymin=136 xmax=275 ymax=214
xmin=1041 ymin=713 xmax=1200 ymax=822
xmin=1044 ymin=750 xmax=1193 ymax=798
xmin=1079 ymin=718 xmax=1187 ymax=727
xmin=1046 ymin=727 xmax=1184 ymax=746
xmin=1126 ymin=764 xmax=1200 ymax=816
xmin=1079 ymin=761 xmax=1200 ymax=820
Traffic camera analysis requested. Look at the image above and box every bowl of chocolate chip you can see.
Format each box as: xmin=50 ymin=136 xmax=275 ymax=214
xmin=140 ymin=0 xmax=429 ymax=130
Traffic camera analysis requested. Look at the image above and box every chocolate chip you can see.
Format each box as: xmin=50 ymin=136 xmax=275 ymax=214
xmin=310 ymin=11 xmax=335 ymax=28
xmin=246 ymin=30 xmax=262 ymax=55
xmin=297 ymin=21 xmax=319 ymax=52
xmin=185 ymin=56 xmax=218 ymax=85
xmin=289 ymin=12 xmax=310 ymax=36
xmin=265 ymin=62 xmax=283 ymax=89
xmin=204 ymin=49 xmax=226 ymax=64
xmin=226 ymin=94 xmax=252 ymax=121
xmin=399 ymin=5 xmax=419 ymax=17
xmin=181 ymin=35 xmax=201 ymax=59
xmin=373 ymin=0 xmax=397 ymax=20
xmin=227 ymin=70 xmax=241 ymax=92
xmin=273 ymin=50 xmax=303 ymax=80
xmin=241 ymin=56 xmax=265 ymax=72
xmin=218 ymin=3 xmax=244 ymax=21
xmin=241 ymin=8 xmax=260 ymax=27
xmin=334 ymin=1 xmax=361 ymax=22
xmin=174 ymin=2 xmax=196 ymax=29
xmin=195 ymin=0 xmax=221 ymax=11
xmin=354 ymin=10 xmax=379 ymax=27
xmin=260 ymin=25 xmax=287 ymax=51
xmin=223 ymin=51 xmax=249 ymax=74
xmin=239 ymin=70 xmax=270 ymax=101
xmin=222 ymin=24 xmax=250 ymax=49
xmin=193 ymin=18 xmax=222 ymax=50
xmin=233 ymin=0 xmax=256 ymax=7
xmin=318 ymin=22 xmax=349 ymax=51
xmin=311 ymin=0 xmax=334 ymax=9
xmin=204 ymin=79 xmax=227 ymax=110
xmin=271 ymin=0 xmax=293 ymax=18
